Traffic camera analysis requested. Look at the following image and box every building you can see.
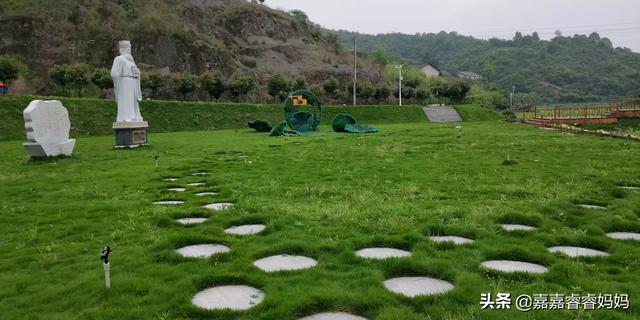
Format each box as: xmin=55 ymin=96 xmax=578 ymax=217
xmin=457 ymin=71 xmax=482 ymax=80
xmin=0 ymin=82 xmax=7 ymax=94
xmin=416 ymin=63 xmax=441 ymax=78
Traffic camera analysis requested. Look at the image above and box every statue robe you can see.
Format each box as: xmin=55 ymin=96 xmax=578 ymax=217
xmin=111 ymin=55 xmax=143 ymax=122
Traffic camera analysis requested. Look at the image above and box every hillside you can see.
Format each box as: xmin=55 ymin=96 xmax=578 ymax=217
xmin=337 ymin=30 xmax=640 ymax=103
xmin=0 ymin=0 xmax=383 ymax=94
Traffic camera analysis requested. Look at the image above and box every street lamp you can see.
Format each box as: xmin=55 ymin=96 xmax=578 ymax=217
xmin=395 ymin=64 xmax=403 ymax=106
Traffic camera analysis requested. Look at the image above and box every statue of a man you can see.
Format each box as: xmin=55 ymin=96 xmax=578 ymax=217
xmin=111 ymin=40 xmax=143 ymax=122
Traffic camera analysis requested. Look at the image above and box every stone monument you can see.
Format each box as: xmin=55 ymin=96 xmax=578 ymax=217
xmin=111 ymin=40 xmax=148 ymax=147
xmin=23 ymin=100 xmax=76 ymax=157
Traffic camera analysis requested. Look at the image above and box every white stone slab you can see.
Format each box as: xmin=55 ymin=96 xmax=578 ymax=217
xmin=548 ymin=246 xmax=609 ymax=257
xmin=429 ymin=236 xmax=474 ymax=245
xmin=187 ymin=183 xmax=207 ymax=187
xmin=176 ymin=218 xmax=208 ymax=225
xmin=578 ymin=204 xmax=607 ymax=210
xmin=606 ymin=232 xmax=640 ymax=241
xmin=22 ymin=100 xmax=76 ymax=157
xmin=501 ymin=224 xmax=537 ymax=231
xmin=383 ymin=277 xmax=454 ymax=297
xmin=203 ymin=203 xmax=234 ymax=211
xmin=355 ymin=247 xmax=412 ymax=260
xmin=192 ymin=172 xmax=210 ymax=176
xmin=153 ymin=200 xmax=184 ymax=205
xmin=253 ymin=255 xmax=317 ymax=272
xmin=166 ymin=188 xmax=186 ymax=192
xmin=299 ymin=312 xmax=368 ymax=320
xmin=481 ymin=260 xmax=548 ymax=274
xmin=163 ymin=178 xmax=179 ymax=182
xmin=196 ymin=192 xmax=220 ymax=196
xmin=192 ymin=285 xmax=263 ymax=310
xmin=176 ymin=244 xmax=230 ymax=258
xmin=619 ymin=186 xmax=640 ymax=191
xmin=225 ymin=224 xmax=266 ymax=236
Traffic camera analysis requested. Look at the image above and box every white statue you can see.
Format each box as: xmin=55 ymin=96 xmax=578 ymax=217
xmin=111 ymin=40 xmax=143 ymax=122
xmin=23 ymin=100 xmax=76 ymax=157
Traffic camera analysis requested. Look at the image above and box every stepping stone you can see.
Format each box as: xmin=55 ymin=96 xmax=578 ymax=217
xmin=192 ymin=285 xmax=263 ymax=310
xmin=192 ymin=172 xmax=210 ymax=176
xmin=429 ymin=236 xmax=474 ymax=245
xmin=166 ymin=188 xmax=186 ymax=192
xmin=384 ymin=277 xmax=454 ymax=297
xmin=299 ymin=312 xmax=368 ymax=320
xmin=153 ymin=200 xmax=184 ymax=205
xmin=176 ymin=218 xmax=208 ymax=225
xmin=187 ymin=183 xmax=207 ymax=187
xmin=163 ymin=178 xmax=179 ymax=182
xmin=355 ymin=247 xmax=412 ymax=260
xmin=501 ymin=224 xmax=537 ymax=231
xmin=225 ymin=224 xmax=266 ymax=236
xmin=481 ymin=260 xmax=548 ymax=274
xmin=253 ymin=255 xmax=317 ymax=272
xmin=619 ymin=186 xmax=640 ymax=191
xmin=203 ymin=203 xmax=234 ymax=211
xmin=176 ymin=244 xmax=230 ymax=258
xmin=196 ymin=192 xmax=220 ymax=196
xmin=578 ymin=204 xmax=607 ymax=210
xmin=606 ymin=232 xmax=640 ymax=241
xmin=548 ymin=246 xmax=609 ymax=257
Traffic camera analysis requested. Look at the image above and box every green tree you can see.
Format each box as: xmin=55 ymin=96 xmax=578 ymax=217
xmin=199 ymin=71 xmax=226 ymax=101
xmin=228 ymin=73 xmax=256 ymax=102
xmin=0 ymin=56 xmax=19 ymax=84
xmin=50 ymin=64 xmax=70 ymax=95
xmin=171 ymin=72 xmax=198 ymax=100
xmin=374 ymin=86 xmax=390 ymax=102
xmin=91 ymin=68 xmax=113 ymax=98
xmin=289 ymin=9 xmax=308 ymax=23
xmin=323 ymin=77 xmax=339 ymax=95
xmin=293 ymin=76 xmax=307 ymax=90
xmin=266 ymin=73 xmax=290 ymax=101
xmin=66 ymin=64 xmax=92 ymax=97
xmin=142 ymin=71 xmax=165 ymax=99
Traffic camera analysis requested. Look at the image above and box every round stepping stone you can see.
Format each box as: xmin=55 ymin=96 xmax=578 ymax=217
xmin=355 ymin=247 xmax=412 ymax=260
xmin=196 ymin=192 xmax=219 ymax=196
xmin=619 ymin=186 xmax=640 ymax=191
xmin=429 ymin=236 xmax=474 ymax=245
xmin=299 ymin=312 xmax=368 ymax=320
xmin=166 ymin=188 xmax=186 ymax=192
xmin=203 ymin=203 xmax=234 ymax=211
xmin=192 ymin=285 xmax=263 ymax=310
xmin=225 ymin=224 xmax=266 ymax=236
xmin=163 ymin=178 xmax=179 ymax=182
xmin=192 ymin=172 xmax=210 ymax=176
xmin=153 ymin=200 xmax=184 ymax=205
xmin=481 ymin=260 xmax=548 ymax=274
xmin=176 ymin=244 xmax=230 ymax=258
xmin=176 ymin=218 xmax=208 ymax=225
xmin=578 ymin=204 xmax=607 ymax=210
xmin=606 ymin=232 xmax=640 ymax=241
xmin=384 ymin=277 xmax=454 ymax=297
xmin=253 ymin=255 xmax=317 ymax=272
xmin=187 ymin=183 xmax=207 ymax=187
xmin=501 ymin=224 xmax=537 ymax=231
xmin=548 ymin=246 xmax=609 ymax=257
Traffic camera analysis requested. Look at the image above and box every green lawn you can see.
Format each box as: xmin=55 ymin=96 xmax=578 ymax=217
xmin=1 ymin=121 xmax=639 ymax=320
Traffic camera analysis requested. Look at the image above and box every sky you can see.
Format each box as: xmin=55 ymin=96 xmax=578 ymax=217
xmin=265 ymin=0 xmax=640 ymax=52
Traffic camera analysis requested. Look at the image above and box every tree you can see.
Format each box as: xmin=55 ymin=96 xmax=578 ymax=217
xmin=416 ymin=87 xmax=430 ymax=102
xmin=293 ymin=76 xmax=307 ymax=90
xmin=266 ymin=73 xmax=290 ymax=101
xmin=228 ymin=73 xmax=256 ymax=102
xmin=142 ymin=71 xmax=165 ymax=98
xmin=0 ymin=56 xmax=19 ymax=84
xmin=91 ymin=68 xmax=113 ymax=98
xmin=199 ymin=71 xmax=225 ymax=101
xmin=289 ymin=9 xmax=308 ymax=23
xmin=66 ymin=63 xmax=92 ymax=97
xmin=50 ymin=64 xmax=70 ymax=95
xmin=374 ymin=86 xmax=390 ymax=102
xmin=171 ymin=72 xmax=198 ymax=100
xmin=323 ymin=77 xmax=339 ymax=95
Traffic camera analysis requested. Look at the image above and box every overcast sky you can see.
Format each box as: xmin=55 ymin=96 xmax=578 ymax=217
xmin=266 ymin=0 xmax=640 ymax=52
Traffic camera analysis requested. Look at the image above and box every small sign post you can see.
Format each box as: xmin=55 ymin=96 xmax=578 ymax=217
xmin=101 ymin=246 xmax=112 ymax=289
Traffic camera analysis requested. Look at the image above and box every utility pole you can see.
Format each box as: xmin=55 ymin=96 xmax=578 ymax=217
xmin=510 ymin=85 xmax=515 ymax=109
xmin=353 ymin=37 xmax=357 ymax=106
xmin=395 ymin=64 xmax=403 ymax=106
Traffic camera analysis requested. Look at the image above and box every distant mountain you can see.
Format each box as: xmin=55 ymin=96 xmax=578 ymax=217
xmin=0 ymin=0 xmax=383 ymax=94
xmin=337 ymin=30 xmax=640 ymax=102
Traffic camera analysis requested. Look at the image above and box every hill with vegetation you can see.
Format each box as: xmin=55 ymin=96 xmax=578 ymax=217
xmin=337 ymin=30 xmax=640 ymax=103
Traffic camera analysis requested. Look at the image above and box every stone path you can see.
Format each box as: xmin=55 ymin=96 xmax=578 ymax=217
xmin=384 ymin=277 xmax=454 ymax=297
xmin=254 ymin=255 xmax=318 ymax=272
xmin=225 ymin=224 xmax=266 ymax=236
xmin=355 ymin=247 xmax=411 ymax=260
xmin=153 ymin=200 xmax=184 ymax=205
xmin=176 ymin=244 xmax=230 ymax=258
xmin=203 ymin=202 xmax=234 ymax=211
xmin=192 ymin=285 xmax=263 ymax=310
xmin=429 ymin=236 xmax=474 ymax=245
xmin=422 ymin=106 xmax=462 ymax=123
xmin=299 ymin=312 xmax=368 ymax=320
xmin=606 ymin=232 xmax=640 ymax=240
xmin=176 ymin=218 xmax=208 ymax=225
xmin=548 ymin=246 xmax=609 ymax=257
xmin=481 ymin=260 xmax=548 ymax=274
xmin=501 ymin=224 xmax=537 ymax=231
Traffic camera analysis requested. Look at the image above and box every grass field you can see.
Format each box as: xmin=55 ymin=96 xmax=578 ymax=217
xmin=1 ymin=113 xmax=639 ymax=319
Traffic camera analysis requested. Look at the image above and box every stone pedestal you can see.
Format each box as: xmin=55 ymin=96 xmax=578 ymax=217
xmin=113 ymin=121 xmax=149 ymax=148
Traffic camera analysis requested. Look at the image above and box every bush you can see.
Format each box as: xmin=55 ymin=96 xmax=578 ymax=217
xmin=331 ymin=113 xmax=357 ymax=132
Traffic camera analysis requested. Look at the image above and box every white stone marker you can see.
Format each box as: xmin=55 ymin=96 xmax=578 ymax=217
xmin=192 ymin=285 xmax=263 ymax=310
xmin=176 ymin=244 xmax=230 ymax=258
xmin=384 ymin=277 xmax=454 ymax=297
xmin=605 ymin=232 xmax=640 ymax=241
xmin=501 ymin=224 xmax=537 ymax=231
xmin=548 ymin=246 xmax=609 ymax=257
xmin=355 ymin=248 xmax=411 ymax=260
xmin=481 ymin=260 xmax=548 ymax=274
xmin=176 ymin=218 xmax=208 ymax=225
xmin=153 ymin=200 xmax=184 ymax=205
xmin=203 ymin=203 xmax=234 ymax=211
xmin=429 ymin=236 xmax=474 ymax=245
xmin=253 ymin=255 xmax=317 ymax=272
xmin=225 ymin=224 xmax=266 ymax=236
xmin=22 ymin=100 xmax=76 ymax=157
xmin=299 ymin=312 xmax=368 ymax=320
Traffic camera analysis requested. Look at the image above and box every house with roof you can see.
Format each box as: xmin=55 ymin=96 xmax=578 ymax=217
xmin=416 ymin=62 xmax=441 ymax=78
xmin=457 ymin=71 xmax=482 ymax=80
